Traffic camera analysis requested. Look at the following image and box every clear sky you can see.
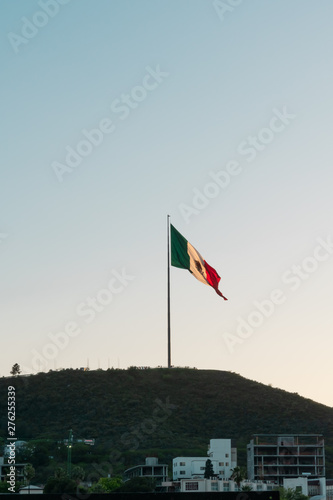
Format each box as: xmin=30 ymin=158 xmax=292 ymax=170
xmin=1 ymin=0 xmax=332 ymax=407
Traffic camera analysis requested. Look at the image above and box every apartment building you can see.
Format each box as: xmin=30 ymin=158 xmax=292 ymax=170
xmin=247 ymin=434 xmax=325 ymax=485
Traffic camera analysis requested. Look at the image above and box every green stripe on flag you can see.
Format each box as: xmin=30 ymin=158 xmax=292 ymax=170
xmin=170 ymin=224 xmax=190 ymax=269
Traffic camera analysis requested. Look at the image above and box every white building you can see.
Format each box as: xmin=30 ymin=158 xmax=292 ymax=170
xmin=173 ymin=439 xmax=237 ymax=480
xmin=162 ymin=478 xmax=276 ymax=493
xmin=284 ymin=477 xmax=327 ymax=499
xmin=326 ymin=479 xmax=333 ymax=500
xmin=19 ymin=485 xmax=44 ymax=494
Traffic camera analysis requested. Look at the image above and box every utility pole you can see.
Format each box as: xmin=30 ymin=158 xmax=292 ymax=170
xmin=167 ymin=215 xmax=171 ymax=368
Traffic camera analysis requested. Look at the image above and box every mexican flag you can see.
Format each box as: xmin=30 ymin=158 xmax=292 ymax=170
xmin=170 ymin=224 xmax=227 ymax=300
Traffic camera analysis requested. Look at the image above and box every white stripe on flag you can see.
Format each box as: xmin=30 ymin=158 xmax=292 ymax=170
xmin=187 ymin=243 xmax=209 ymax=286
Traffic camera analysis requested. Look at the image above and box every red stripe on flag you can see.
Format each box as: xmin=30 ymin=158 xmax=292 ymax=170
xmin=204 ymin=260 xmax=228 ymax=300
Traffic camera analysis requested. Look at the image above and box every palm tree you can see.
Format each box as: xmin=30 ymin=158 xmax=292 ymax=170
xmin=230 ymin=466 xmax=246 ymax=489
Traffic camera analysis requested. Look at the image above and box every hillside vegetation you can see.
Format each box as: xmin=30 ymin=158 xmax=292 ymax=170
xmin=1 ymin=368 xmax=333 ymax=480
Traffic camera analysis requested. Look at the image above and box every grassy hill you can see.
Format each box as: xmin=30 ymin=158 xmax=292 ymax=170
xmin=1 ymin=367 xmax=333 ymax=480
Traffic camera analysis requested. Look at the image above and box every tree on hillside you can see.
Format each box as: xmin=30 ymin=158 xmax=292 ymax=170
xmin=23 ymin=442 xmax=50 ymax=468
xmin=71 ymin=443 xmax=93 ymax=463
xmin=71 ymin=466 xmax=85 ymax=484
xmin=0 ymin=481 xmax=23 ymax=494
xmin=204 ymin=459 xmax=214 ymax=479
xmin=43 ymin=466 xmax=78 ymax=494
xmin=54 ymin=467 xmax=67 ymax=480
xmin=24 ymin=463 xmax=35 ymax=493
xmin=116 ymin=477 xmax=155 ymax=493
xmin=89 ymin=483 xmax=105 ymax=493
xmin=91 ymin=477 xmax=123 ymax=493
xmin=43 ymin=477 xmax=77 ymax=494
xmin=10 ymin=363 xmax=21 ymax=376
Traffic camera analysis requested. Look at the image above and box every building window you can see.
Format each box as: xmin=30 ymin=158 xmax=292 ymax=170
xmin=180 ymin=462 xmax=185 ymax=466
xmin=225 ymin=454 xmax=229 ymax=458
xmin=180 ymin=471 xmax=185 ymax=475
xmin=185 ymin=482 xmax=198 ymax=491
xmin=219 ymin=462 xmax=224 ymax=466
xmin=174 ymin=463 xmax=177 ymax=467
xmin=219 ymin=470 xmax=224 ymax=475
xmin=211 ymin=482 xmax=218 ymax=491
xmin=226 ymin=462 xmax=229 ymax=466
xmin=200 ymin=467 xmax=205 ymax=470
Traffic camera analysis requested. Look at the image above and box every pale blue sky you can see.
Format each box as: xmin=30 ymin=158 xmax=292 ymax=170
xmin=1 ymin=0 xmax=333 ymax=407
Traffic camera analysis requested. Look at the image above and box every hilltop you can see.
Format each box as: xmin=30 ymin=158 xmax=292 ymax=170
xmin=1 ymin=367 xmax=333 ymax=477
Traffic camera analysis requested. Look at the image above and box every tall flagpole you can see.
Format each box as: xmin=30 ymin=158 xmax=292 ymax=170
xmin=167 ymin=214 xmax=171 ymax=368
